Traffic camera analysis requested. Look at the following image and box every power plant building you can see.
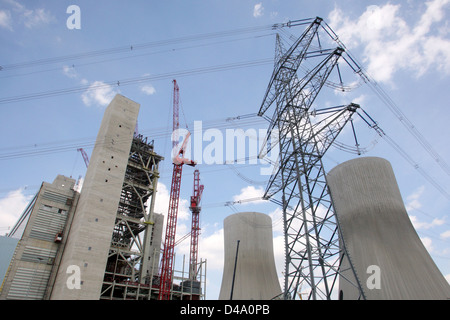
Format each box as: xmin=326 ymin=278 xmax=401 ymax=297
xmin=0 ymin=94 xmax=205 ymax=300
xmin=0 ymin=175 xmax=80 ymax=300
xmin=327 ymin=157 xmax=450 ymax=300
xmin=2 ymin=95 xmax=449 ymax=301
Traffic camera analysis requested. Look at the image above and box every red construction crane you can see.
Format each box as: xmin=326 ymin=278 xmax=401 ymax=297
xmin=159 ymin=80 xmax=195 ymax=300
xmin=189 ymin=169 xmax=204 ymax=280
xmin=77 ymin=148 xmax=89 ymax=167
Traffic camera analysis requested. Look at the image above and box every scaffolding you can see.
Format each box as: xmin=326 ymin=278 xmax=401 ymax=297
xmin=101 ymin=248 xmax=207 ymax=300
xmin=99 ymin=134 xmax=206 ymax=300
xmin=101 ymin=134 xmax=164 ymax=300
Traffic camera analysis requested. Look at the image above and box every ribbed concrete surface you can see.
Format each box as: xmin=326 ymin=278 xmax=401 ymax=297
xmin=219 ymin=212 xmax=281 ymax=300
xmin=327 ymin=157 xmax=450 ymax=299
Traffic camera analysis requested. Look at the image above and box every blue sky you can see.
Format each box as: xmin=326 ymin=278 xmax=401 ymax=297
xmin=1 ymin=0 xmax=450 ymax=300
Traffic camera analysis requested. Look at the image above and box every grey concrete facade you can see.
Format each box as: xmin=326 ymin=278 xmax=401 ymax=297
xmin=51 ymin=94 xmax=140 ymax=299
xmin=219 ymin=212 xmax=281 ymax=300
xmin=0 ymin=175 xmax=79 ymax=300
xmin=327 ymin=157 xmax=450 ymax=299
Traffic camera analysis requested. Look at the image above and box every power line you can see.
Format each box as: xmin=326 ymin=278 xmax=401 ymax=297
xmin=0 ymin=59 xmax=273 ymax=105
xmin=0 ymin=33 xmax=276 ymax=80
xmin=326 ymin=27 xmax=450 ymax=178
xmin=0 ymin=25 xmax=275 ymax=72
xmin=357 ymin=109 xmax=450 ymax=200
xmin=0 ymin=113 xmax=267 ymax=160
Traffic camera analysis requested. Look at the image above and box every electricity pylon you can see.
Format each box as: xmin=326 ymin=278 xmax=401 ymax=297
xmin=259 ymin=17 xmax=366 ymax=300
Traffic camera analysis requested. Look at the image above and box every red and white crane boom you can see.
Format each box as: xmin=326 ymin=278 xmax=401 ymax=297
xmin=158 ymin=80 xmax=195 ymax=300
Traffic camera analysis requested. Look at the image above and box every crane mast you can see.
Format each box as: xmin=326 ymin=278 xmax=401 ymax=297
xmin=77 ymin=148 xmax=89 ymax=167
xmin=158 ymin=80 xmax=195 ymax=300
xmin=189 ymin=169 xmax=204 ymax=280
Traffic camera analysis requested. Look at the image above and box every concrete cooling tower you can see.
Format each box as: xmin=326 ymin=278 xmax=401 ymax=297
xmin=327 ymin=157 xmax=450 ymax=300
xmin=219 ymin=212 xmax=281 ymax=300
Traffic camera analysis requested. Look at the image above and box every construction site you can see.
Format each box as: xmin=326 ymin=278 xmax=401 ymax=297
xmin=1 ymin=14 xmax=450 ymax=301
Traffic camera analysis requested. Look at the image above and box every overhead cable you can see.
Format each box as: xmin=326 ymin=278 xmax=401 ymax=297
xmin=0 ymin=24 xmax=274 ymax=72
xmin=0 ymin=59 xmax=273 ymax=105
xmin=318 ymin=19 xmax=450 ymax=178
xmin=357 ymin=110 xmax=450 ymax=200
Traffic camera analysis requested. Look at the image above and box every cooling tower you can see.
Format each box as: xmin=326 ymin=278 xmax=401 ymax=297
xmin=327 ymin=157 xmax=450 ymax=300
xmin=219 ymin=212 xmax=281 ymax=300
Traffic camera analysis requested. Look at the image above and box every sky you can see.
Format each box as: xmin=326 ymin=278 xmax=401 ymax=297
xmin=0 ymin=0 xmax=450 ymax=300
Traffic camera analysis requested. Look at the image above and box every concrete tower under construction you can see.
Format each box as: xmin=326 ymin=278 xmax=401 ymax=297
xmin=48 ymin=94 xmax=165 ymax=299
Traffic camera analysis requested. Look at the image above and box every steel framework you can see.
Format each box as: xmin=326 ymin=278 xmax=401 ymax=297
xmin=77 ymin=148 xmax=89 ymax=167
xmin=258 ymin=17 xmax=366 ymax=300
xmin=159 ymin=80 xmax=196 ymax=300
xmin=189 ymin=169 xmax=204 ymax=280
xmin=101 ymin=134 xmax=164 ymax=299
xmin=159 ymin=162 xmax=183 ymax=300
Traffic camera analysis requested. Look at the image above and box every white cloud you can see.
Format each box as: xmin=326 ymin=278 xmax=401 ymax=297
xmin=445 ymin=273 xmax=450 ymax=284
xmin=272 ymin=234 xmax=285 ymax=288
xmin=0 ymin=10 xmax=13 ymax=31
xmin=154 ymin=182 xmax=190 ymax=222
xmin=0 ymin=188 xmax=33 ymax=236
xmin=198 ymin=228 xmax=224 ymax=271
xmin=154 ymin=180 xmax=223 ymax=297
xmin=62 ymin=65 xmax=78 ymax=79
xmin=153 ymin=182 xmax=190 ymax=263
xmin=410 ymin=215 xmax=445 ymax=230
xmin=140 ymin=84 xmax=156 ymax=95
xmin=154 ymin=182 xmax=170 ymax=216
xmin=328 ymin=0 xmax=450 ymax=83
xmin=2 ymin=0 xmax=54 ymax=30
xmin=81 ymin=81 xmax=118 ymax=107
xmin=253 ymin=3 xmax=264 ymax=18
xmin=420 ymin=236 xmax=434 ymax=252
xmin=440 ymin=230 xmax=450 ymax=239
xmin=22 ymin=8 xmax=54 ymax=29
xmin=405 ymin=186 xmax=446 ymax=230
xmin=405 ymin=186 xmax=425 ymax=211
xmin=268 ymin=206 xmax=284 ymax=234
xmin=4 ymin=0 xmax=24 ymax=11
xmin=232 ymin=185 xmax=265 ymax=204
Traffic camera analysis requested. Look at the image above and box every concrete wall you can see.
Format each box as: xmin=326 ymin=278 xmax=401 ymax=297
xmin=145 ymin=212 xmax=164 ymax=277
xmin=51 ymin=94 xmax=139 ymax=299
xmin=327 ymin=157 xmax=450 ymax=299
xmin=0 ymin=175 xmax=78 ymax=300
xmin=219 ymin=212 xmax=281 ymax=300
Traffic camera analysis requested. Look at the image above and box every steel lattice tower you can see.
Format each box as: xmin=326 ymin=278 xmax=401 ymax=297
xmin=258 ymin=17 xmax=366 ymax=300
xmin=189 ymin=169 xmax=204 ymax=280
xmin=159 ymin=80 xmax=196 ymax=300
